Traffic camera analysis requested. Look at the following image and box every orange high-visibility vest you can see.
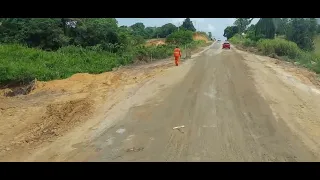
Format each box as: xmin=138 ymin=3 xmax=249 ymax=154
xmin=174 ymin=48 xmax=181 ymax=57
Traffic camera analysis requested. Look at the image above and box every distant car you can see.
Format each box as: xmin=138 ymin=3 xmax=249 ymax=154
xmin=217 ymin=39 xmax=221 ymax=42
xmin=222 ymin=41 xmax=230 ymax=49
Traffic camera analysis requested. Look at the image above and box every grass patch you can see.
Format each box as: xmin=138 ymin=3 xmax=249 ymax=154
xmin=0 ymin=44 xmax=126 ymax=85
xmin=0 ymin=41 xmax=210 ymax=86
xmin=313 ymin=35 xmax=320 ymax=56
xmin=256 ymin=38 xmax=301 ymax=59
xmin=229 ymin=34 xmax=320 ymax=74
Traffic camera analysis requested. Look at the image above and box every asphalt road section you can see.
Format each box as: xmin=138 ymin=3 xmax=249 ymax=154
xmin=63 ymin=42 xmax=319 ymax=162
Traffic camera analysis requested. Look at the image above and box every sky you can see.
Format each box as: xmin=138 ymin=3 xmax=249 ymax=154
xmin=116 ymin=18 xmax=259 ymax=40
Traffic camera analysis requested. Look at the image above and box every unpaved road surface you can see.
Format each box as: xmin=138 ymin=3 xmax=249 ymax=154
xmin=2 ymin=42 xmax=320 ymax=161
xmin=55 ymin=42 xmax=320 ymax=161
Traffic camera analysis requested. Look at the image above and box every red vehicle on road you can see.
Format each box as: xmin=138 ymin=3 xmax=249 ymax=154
xmin=222 ymin=41 xmax=230 ymax=49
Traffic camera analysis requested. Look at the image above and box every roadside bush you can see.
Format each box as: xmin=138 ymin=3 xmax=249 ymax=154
xmin=132 ymin=40 xmax=209 ymax=62
xmin=295 ymin=52 xmax=320 ymax=73
xmin=229 ymin=34 xmax=243 ymax=44
xmin=229 ymin=34 xmax=257 ymax=47
xmin=0 ymin=44 xmax=127 ymax=85
xmin=257 ymin=38 xmax=301 ymax=59
xmin=148 ymin=45 xmax=174 ymax=59
xmin=185 ymin=40 xmax=206 ymax=50
xmin=166 ymin=30 xmax=193 ymax=45
xmin=132 ymin=44 xmax=174 ymax=61
xmin=242 ymin=38 xmax=257 ymax=47
xmin=229 ymin=35 xmax=320 ymax=74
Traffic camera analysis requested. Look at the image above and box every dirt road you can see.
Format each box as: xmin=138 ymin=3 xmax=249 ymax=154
xmin=56 ymin=42 xmax=320 ymax=161
xmin=2 ymin=42 xmax=320 ymax=161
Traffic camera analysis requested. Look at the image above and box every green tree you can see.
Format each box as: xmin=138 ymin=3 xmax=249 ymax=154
xmin=0 ymin=18 xmax=32 ymax=43
xmin=145 ymin=27 xmax=156 ymax=39
xmin=130 ymin=22 xmax=145 ymax=31
xmin=26 ymin=18 xmax=71 ymax=50
xmin=0 ymin=18 xmax=70 ymax=50
xmin=208 ymin=32 xmax=212 ymax=39
xmin=308 ymin=18 xmax=318 ymax=38
xmin=166 ymin=30 xmax=193 ymax=45
xmin=130 ymin=22 xmax=147 ymax=38
xmin=157 ymin=23 xmax=178 ymax=38
xmin=255 ymin=18 xmax=276 ymax=39
xmin=223 ymin=26 xmax=239 ymax=39
xmin=234 ymin=18 xmax=254 ymax=35
xmin=245 ymin=24 xmax=257 ymax=40
xmin=69 ymin=18 xmax=121 ymax=52
xmin=180 ymin=18 xmax=196 ymax=32
xmin=286 ymin=18 xmax=315 ymax=51
xmin=274 ymin=18 xmax=289 ymax=36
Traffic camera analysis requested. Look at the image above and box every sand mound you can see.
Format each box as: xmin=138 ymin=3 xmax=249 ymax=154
xmin=145 ymin=39 xmax=166 ymax=46
xmin=31 ymin=72 xmax=123 ymax=95
xmin=145 ymin=33 xmax=210 ymax=47
xmin=15 ymin=98 xmax=93 ymax=145
xmin=193 ymin=33 xmax=209 ymax=42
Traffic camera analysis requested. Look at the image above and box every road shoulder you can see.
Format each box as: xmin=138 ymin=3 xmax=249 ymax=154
xmin=235 ymin=48 xmax=320 ymax=157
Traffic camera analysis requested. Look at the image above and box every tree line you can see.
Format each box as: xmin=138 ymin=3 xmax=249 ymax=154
xmin=223 ymin=18 xmax=319 ymax=51
xmin=0 ymin=18 xmax=203 ymax=52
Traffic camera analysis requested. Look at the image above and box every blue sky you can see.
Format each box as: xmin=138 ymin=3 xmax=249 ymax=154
xmin=116 ymin=18 xmax=259 ymax=40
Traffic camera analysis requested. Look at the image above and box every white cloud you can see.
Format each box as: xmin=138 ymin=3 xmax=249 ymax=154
xmin=207 ymin=24 xmax=216 ymax=32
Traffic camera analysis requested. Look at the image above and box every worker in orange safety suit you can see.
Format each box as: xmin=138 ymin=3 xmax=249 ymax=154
xmin=173 ymin=46 xmax=182 ymax=66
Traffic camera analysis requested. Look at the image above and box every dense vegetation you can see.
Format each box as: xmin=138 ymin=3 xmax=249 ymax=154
xmin=0 ymin=18 xmax=211 ymax=86
xmin=225 ymin=18 xmax=320 ymax=74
